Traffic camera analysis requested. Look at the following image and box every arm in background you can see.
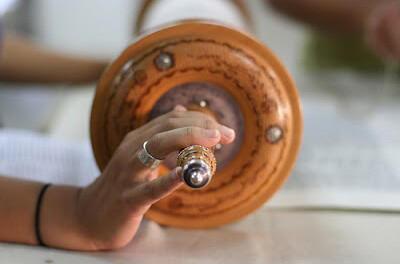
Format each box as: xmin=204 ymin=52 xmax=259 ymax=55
xmin=0 ymin=34 xmax=108 ymax=84
xmin=268 ymin=0 xmax=380 ymax=34
xmin=268 ymin=0 xmax=400 ymax=61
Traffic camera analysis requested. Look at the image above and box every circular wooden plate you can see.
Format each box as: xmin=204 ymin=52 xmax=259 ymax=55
xmin=90 ymin=21 xmax=302 ymax=228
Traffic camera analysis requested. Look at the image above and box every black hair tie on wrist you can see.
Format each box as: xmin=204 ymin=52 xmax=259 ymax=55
xmin=35 ymin=183 xmax=51 ymax=247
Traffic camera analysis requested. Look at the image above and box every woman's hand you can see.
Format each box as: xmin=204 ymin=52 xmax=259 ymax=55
xmin=72 ymin=106 xmax=235 ymax=250
xmin=365 ymin=1 xmax=400 ymax=61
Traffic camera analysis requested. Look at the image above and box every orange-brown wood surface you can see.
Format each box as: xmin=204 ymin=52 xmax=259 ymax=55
xmin=90 ymin=21 xmax=302 ymax=228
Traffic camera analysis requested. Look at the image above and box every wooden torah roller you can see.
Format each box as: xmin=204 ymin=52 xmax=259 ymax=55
xmin=90 ymin=21 xmax=302 ymax=228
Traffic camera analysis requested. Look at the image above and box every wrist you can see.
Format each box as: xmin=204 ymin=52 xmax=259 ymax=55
xmin=39 ymin=185 xmax=95 ymax=250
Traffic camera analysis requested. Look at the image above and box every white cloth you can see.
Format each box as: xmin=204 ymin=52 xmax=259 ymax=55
xmin=141 ymin=0 xmax=248 ymax=32
xmin=1 ymin=209 xmax=400 ymax=263
xmin=0 ymin=129 xmax=98 ymax=186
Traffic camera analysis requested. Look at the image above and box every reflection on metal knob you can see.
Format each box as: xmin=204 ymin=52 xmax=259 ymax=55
xmin=177 ymin=145 xmax=216 ymax=189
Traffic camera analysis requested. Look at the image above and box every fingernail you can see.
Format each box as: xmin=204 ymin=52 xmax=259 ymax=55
xmin=147 ymin=170 xmax=158 ymax=181
xmin=174 ymin=105 xmax=186 ymax=112
xmin=205 ymin=129 xmax=220 ymax=138
xmin=173 ymin=167 xmax=183 ymax=181
xmin=219 ymin=125 xmax=235 ymax=139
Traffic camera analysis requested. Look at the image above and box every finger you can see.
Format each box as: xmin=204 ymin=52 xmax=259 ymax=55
xmin=123 ymin=167 xmax=183 ymax=206
xmin=144 ymin=105 xmax=188 ymax=129
xmin=365 ymin=4 xmax=394 ymax=60
xmin=157 ymin=117 xmax=235 ymax=144
xmin=125 ymin=105 xmax=186 ymax=150
xmin=370 ymin=25 xmax=393 ymax=60
xmin=128 ymin=122 xmax=230 ymax=176
xmin=132 ymin=108 xmax=230 ymax=147
xmin=132 ymin=166 xmax=159 ymax=183
xmin=367 ymin=3 xmax=400 ymax=61
xmin=147 ymin=169 xmax=159 ymax=181
xmin=126 ymin=108 xmax=234 ymax=171
xmin=380 ymin=12 xmax=400 ymax=60
xmin=367 ymin=16 xmax=392 ymax=60
xmin=125 ymin=106 xmax=189 ymax=144
xmin=129 ymin=126 xmax=224 ymax=175
xmin=386 ymin=10 xmax=400 ymax=59
xmin=144 ymin=107 xmax=216 ymax=131
xmin=146 ymin=127 xmax=221 ymax=159
xmin=127 ymin=106 xmax=187 ymax=138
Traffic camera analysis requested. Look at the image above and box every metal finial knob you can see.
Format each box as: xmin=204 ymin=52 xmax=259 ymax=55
xmin=177 ymin=145 xmax=216 ymax=189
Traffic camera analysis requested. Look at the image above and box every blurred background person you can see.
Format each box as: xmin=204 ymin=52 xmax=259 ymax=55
xmin=267 ymin=0 xmax=400 ymax=73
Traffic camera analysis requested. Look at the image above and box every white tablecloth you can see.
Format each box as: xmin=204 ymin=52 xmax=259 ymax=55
xmin=1 ymin=209 xmax=399 ymax=264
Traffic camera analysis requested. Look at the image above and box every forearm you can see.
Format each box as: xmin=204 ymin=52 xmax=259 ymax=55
xmin=0 ymin=34 xmax=108 ymax=84
xmin=0 ymin=177 xmax=41 ymax=244
xmin=268 ymin=0 xmax=381 ymax=35
xmin=0 ymin=176 xmax=91 ymax=250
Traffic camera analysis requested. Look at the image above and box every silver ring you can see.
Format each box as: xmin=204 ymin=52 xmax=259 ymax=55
xmin=137 ymin=141 xmax=162 ymax=169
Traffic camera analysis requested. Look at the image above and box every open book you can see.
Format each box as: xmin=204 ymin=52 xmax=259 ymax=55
xmin=270 ymin=94 xmax=400 ymax=211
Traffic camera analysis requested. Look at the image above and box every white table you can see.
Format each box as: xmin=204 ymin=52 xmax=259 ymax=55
xmin=1 ymin=208 xmax=399 ymax=264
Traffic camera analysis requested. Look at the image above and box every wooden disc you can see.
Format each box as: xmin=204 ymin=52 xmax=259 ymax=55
xmin=90 ymin=21 xmax=303 ymax=228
